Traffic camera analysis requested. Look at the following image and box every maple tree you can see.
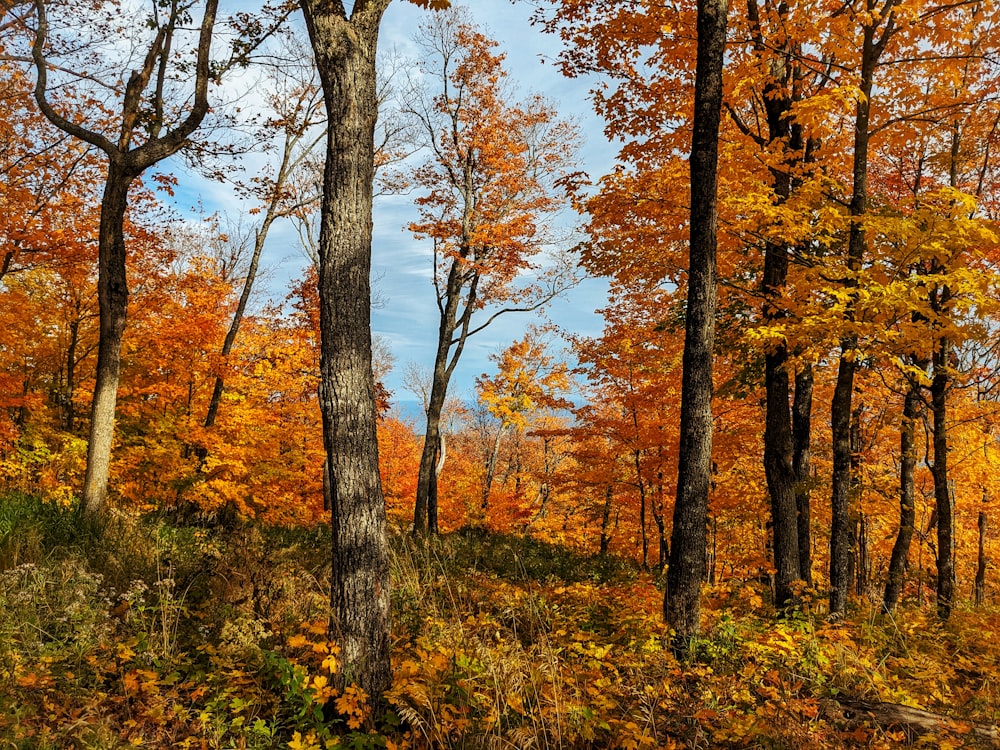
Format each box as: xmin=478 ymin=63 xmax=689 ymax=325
xmin=6 ymin=2 xmax=1000 ymax=745
xmin=474 ymin=327 xmax=570 ymax=516
xmin=404 ymin=7 xmax=579 ymax=536
xmin=27 ymin=0 xmax=220 ymax=514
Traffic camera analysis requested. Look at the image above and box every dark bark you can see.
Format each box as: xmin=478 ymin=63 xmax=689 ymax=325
xmin=664 ymin=0 xmax=727 ymax=649
xmin=653 ymin=469 xmax=668 ymax=572
xmin=931 ymin=337 xmax=954 ymax=620
xmin=63 ymin=312 xmax=80 ymax=432
xmin=633 ymin=449 xmax=649 ymax=570
xmin=748 ymin=0 xmax=801 ymax=610
xmin=299 ymin=0 xmax=393 ymax=702
xmin=829 ymin=2 xmax=897 ymax=615
xmin=856 ymin=510 xmax=870 ymax=597
xmin=762 ymin=269 xmax=800 ymax=607
xmin=79 ymin=168 xmax=136 ymax=513
xmin=977 ymin=509 xmax=987 ymax=607
xmin=883 ymin=379 xmax=921 ymax=612
xmin=599 ymin=485 xmax=613 ymax=557
xmin=792 ymin=365 xmax=814 ymax=585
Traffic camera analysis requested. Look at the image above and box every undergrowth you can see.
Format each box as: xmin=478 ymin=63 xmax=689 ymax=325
xmin=0 ymin=491 xmax=996 ymax=749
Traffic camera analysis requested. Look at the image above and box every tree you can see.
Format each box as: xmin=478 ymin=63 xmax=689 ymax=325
xmin=202 ymin=51 xmax=325 ymax=436
xmin=664 ymin=0 xmax=728 ymax=648
xmin=296 ymin=0 xmax=450 ymax=707
xmin=29 ymin=0 xmax=219 ymax=515
xmin=405 ymin=7 xmax=579 ymax=535
xmin=475 ymin=326 xmax=570 ymax=516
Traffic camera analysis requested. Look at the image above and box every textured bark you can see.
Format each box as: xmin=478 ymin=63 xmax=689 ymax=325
xmin=748 ymin=0 xmax=801 ymax=610
xmin=792 ymin=366 xmax=814 ymax=585
xmin=883 ymin=380 xmax=921 ymax=612
xmin=299 ymin=0 xmax=393 ymax=702
xmin=31 ymin=0 xmax=218 ymax=515
xmin=664 ymin=0 xmax=727 ymax=649
xmin=763 ymin=274 xmax=800 ymax=607
xmin=80 ymin=169 xmax=135 ymax=513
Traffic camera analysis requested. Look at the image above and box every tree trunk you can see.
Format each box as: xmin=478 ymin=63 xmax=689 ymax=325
xmin=204 ymin=215 xmax=274 ymax=431
xmin=976 ymin=509 xmax=987 ymax=607
xmin=32 ymin=0 xmax=218 ymax=515
xmin=482 ymin=424 xmax=505 ymax=511
xmin=931 ymin=337 xmax=954 ymax=620
xmin=634 ymin=449 xmax=649 ymax=570
xmin=299 ymin=0 xmax=393 ymax=703
xmin=64 ymin=314 xmax=80 ymax=432
xmin=653 ymin=473 xmax=668 ymax=572
xmin=793 ymin=365 xmax=814 ymax=586
xmin=81 ymin=166 xmax=136 ymax=514
xmin=664 ymin=0 xmax=727 ymax=649
xmin=750 ymin=0 xmax=801 ymax=608
xmin=762 ymin=265 xmax=800 ymax=607
xmin=830 ymin=11 xmax=889 ymax=616
xmin=884 ymin=379 xmax=921 ymax=611
xmin=414 ymin=260 xmax=465 ymax=535
xmin=856 ymin=510 xmax=870 ymax=597
xmin=599 ymin=485 xmax=613 ymax=557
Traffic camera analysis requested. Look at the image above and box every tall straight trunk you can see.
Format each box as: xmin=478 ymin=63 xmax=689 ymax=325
xmin=299 ymin=0 xmax=393 ymax=702
xmin=634 ymin=449 xmax=649 ymax=570
xmin=748 ymin=0 xmax=801 ymax=610
xmin=976 ymin=509 xmax=987 ymax=607
xmin=884 ymin=378 xmax=921 ymax=611
xmin=81 ymin=168 xmax=136 ymax=513
xmin=931 ymin=337 xmax=953 ymax=620
xmin=856 ymin=510 xmax=870 ymax=596
xmin=653 ymin=470 xmax=668 ymax=572
xmin=64 ymin=314 xmax=80 ymax=432
xmin=664 ymin=0 xmax=728 ymax=648
xmin=792 ymin=365 xmax=814 ymax=585
xmin=763 ymin=265 xmax=800 ymax=606
xmin=829 ymin=3 xmax=896 ymax=615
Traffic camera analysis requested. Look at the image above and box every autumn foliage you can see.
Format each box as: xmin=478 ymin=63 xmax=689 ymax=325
xmin=4 ymin=0 xmax=1000 ymax=746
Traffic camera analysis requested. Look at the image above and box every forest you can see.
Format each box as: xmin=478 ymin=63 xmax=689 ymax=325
xmin=2 ymin=0 xmax=1000 ymax=747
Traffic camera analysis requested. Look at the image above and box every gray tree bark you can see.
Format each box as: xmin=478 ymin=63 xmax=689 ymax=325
xmin=299 ymin=0 xmax=393 ymax=702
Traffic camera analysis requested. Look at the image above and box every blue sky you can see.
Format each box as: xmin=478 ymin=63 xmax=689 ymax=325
xmin=171 ymin=1 xmax=614 ymax=407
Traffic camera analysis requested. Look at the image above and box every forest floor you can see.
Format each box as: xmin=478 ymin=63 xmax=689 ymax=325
xmin=0 ymin=491 xmax=998 ymax=749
